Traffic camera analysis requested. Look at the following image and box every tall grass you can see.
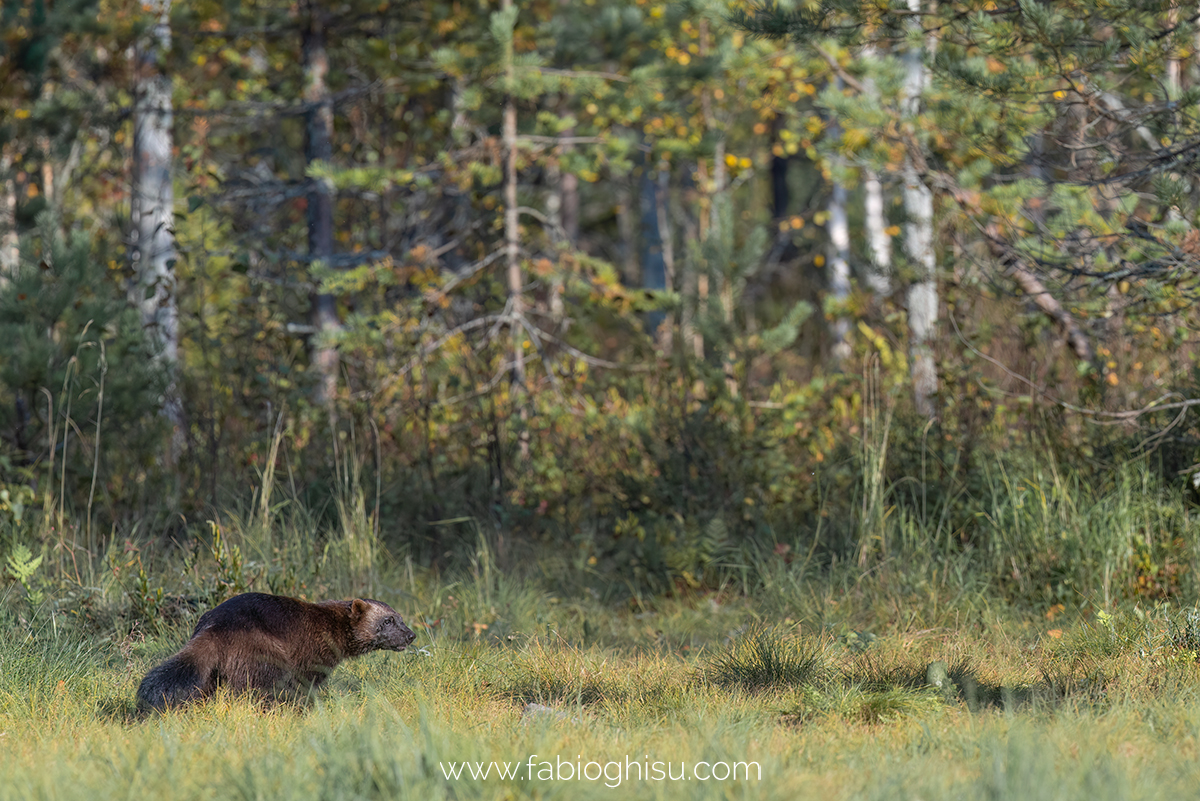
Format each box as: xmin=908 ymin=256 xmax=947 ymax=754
xmin=6 ymin=410 xmax=1200 ymax=798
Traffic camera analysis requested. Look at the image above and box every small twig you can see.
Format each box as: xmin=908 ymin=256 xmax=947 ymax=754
xmin=515 ymin=314 xmax=566 ymax=400
xmin=814 ymin=45 xmax=867 ymax=95
xmin=523 ymin=322 xmax=653 ymax=371
xmin=534 ymin=67 xmax=631 ymax=83
xmin=420 ymin=249 xmax=506 ymax=308
xmin=439 ymin=361 xmax=514 ymax=406
xmin=391 ymin=315 xmax=507 ymax=380
xmin=518 ymin=135 xmax=610 ymax=145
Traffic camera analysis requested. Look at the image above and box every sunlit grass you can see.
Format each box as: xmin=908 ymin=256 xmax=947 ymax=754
xmin=4 ymin=579 xmax=1200 ymax=800
xmin=3 ymin=452 xmax=1200 ymax=800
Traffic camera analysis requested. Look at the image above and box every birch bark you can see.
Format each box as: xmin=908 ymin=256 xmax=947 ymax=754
xmin=131 ymin=0 xmax=184 ymax=451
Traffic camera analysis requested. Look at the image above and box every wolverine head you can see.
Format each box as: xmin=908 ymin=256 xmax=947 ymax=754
xmin=352 ymin=599 xmax=416 ymax=652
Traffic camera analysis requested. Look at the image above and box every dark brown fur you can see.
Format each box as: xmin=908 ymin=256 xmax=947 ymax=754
xmin=136 ymin=592 xmax=415 ymax=712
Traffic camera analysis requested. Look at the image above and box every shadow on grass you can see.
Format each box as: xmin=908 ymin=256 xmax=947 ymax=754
xmin=773 ymin=651 xmax=1125 ymax=725
xmin=844 ymin=657 xmax=1115 ymax=713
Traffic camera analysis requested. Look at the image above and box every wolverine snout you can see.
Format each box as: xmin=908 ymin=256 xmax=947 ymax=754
xmin=387 ymin=622 xmax=416 ymax=651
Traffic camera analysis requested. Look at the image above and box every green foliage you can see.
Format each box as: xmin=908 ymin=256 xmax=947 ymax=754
xmin=0 ymin=218 xmax=166 ymax=519
xmin=0 ymin=478 xmax=35 ymax=526
xmin=205 ymin=521 xmax=253 ymax=604
xmin=6 ymin=0 xmax=1200 ymax=632
xmin=5 ymin=543 xmax=44 ymax=605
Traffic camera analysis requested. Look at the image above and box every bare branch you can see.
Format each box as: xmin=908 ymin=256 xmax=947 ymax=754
xmin=533 ymin=67 xmax=631 ymax=82
xmin=1005 ymin=260 xmax=1093 ymax=362
xmin=421 ymin=249 xmax=506 ymax=307
xmin=814 ymin=45 xmax=867 ymax=95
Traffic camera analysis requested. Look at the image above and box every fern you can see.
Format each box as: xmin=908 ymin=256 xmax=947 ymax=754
xmin=6 ymin=544 xmax=44 ymax=605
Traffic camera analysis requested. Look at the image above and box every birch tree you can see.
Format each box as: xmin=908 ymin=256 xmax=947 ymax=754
xmin=827 ymin=92 xmax=852 ymax=364
xmin=900 ymin=0 xmax=937 ymax=418
xmin=1 ymin=149 xmax=15 ymax=283
xmin=130 ymin=0 xmax=183 ymax=449
xmin=860 ymin=46 xmax=891 ymax=299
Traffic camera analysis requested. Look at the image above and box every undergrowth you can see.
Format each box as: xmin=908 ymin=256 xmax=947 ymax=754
xmin=2 ymin=449 xmax=1200 ymax=799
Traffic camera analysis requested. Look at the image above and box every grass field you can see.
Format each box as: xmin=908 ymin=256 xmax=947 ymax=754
xmin=3 ymin=453 xmax=1200 ymax=799
xmin=4 ymin=552 xmax=1200 ymax=801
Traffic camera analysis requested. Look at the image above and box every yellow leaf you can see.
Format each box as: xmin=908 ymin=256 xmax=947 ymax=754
xmin=838 ymin=128 xmax=864 ymax=150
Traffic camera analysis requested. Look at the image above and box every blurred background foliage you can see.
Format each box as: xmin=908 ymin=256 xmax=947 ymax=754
xmin=1 ymin=0 xmax=1200 ymax=612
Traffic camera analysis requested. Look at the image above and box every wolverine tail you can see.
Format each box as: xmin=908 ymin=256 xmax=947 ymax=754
xmin=136 ymin=653 xmax=206 ymax=712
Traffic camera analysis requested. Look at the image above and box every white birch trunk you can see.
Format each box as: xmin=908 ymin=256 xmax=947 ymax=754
xmin=501 ymin=0 xmax=528 ymax=459
xmin=860 ymin=45 xmax=892 ymax=298
xmin=863 ymin=168 xmax=891 ymax=297
xmin=828 ymin=174 xmax=852 ymax=364
xmin=1 ymin=149 xmax=16 ymax=284
xmin=545 ymin=152 xmax=565 ymax=323
xmin=902 ymin=0 xmax=938 ymax=418
xmin=711 ymin=138 xmax=738 ymax=397
xmin=131 ymin=0 xmax=184 ymax=450
xmin=827 ymin=75 xmax=852 ymax=363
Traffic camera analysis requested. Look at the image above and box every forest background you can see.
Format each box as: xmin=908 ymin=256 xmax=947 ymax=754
xmin=3 ymin=0 xmax=1200 ymax=613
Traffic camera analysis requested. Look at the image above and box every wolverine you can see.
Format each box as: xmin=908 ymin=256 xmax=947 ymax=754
xmin=136 ymin=592 xmax=416 ymax=712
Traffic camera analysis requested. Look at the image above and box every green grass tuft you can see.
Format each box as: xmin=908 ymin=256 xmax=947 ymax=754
xmin=706 ymin=625 xmax=830 ymax=692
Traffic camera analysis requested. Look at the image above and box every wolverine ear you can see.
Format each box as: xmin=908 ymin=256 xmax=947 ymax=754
xmin=351 ymin=599 xmax=369 ymax=621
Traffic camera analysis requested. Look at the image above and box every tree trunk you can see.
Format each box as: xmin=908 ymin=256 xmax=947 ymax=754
xmin=902 ymin=0 xmax=938 ymax=419
xmin=1167 ymin=6 xmax=1180 ymax=99
xmin=828 ymin=172 xmax=852 ymax=365
xmin=131 ymin=0 xmax=184 ymax=455
xmin=657 ymin=169 xmax=675 ymax=288
xmin=545 ymin=142 xmax=565 ymax=322
xmin=1 ymin=148 xmax=16 ymax=284
xmin=616 ymin=181 xmax=637 ymax=286
xmin=771 ymin=150 xmax=789 ymax=221
xmin=501 ymin=0 xmax=528 ymax=459
xmin=302 ymin=3 xmax=340 ymax=407
xmin=639 ymin=153 xmax=666 ymax=340
xmin=859 ymin=45 xmax=892 ymax=299
xmin=828 ymin=78 xmax=851 ymax=365
xmin=559 ymin=136 xmax=579 ymax=246
xmin=711 ymin=138 xmax=737 ymax=397
xmin=680 ymin=169 xmax=702 ymax=361
xmin=862 ymin=169 xmax=891 ymax=297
